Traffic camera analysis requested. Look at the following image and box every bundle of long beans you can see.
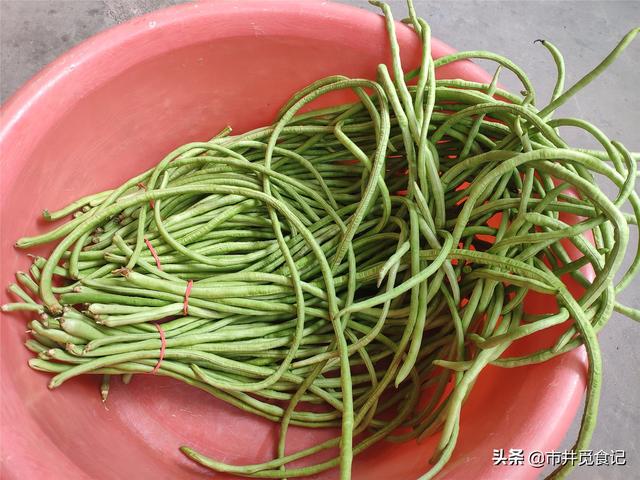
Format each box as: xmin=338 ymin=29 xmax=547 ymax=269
xmin=3 ymin=1 xmax=639 ymax=479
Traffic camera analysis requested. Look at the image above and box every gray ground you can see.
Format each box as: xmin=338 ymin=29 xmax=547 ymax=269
xmin=1 ymin=1 xmax=638 ymax=479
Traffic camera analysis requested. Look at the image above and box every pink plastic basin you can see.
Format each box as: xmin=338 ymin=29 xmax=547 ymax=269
xmin=0 ymin=1 xmax=588 ymax=479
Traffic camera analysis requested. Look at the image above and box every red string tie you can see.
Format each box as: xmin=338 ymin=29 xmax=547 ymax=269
xmin=183 ymin=280 xmax=193 ymax=315
xmin=136 ymin=182 xmax=155 ymax=209
xmin=143 ymin=237 xmax=162 ymax=270
xmin=150 ymin=323 xmax=166 ymax=375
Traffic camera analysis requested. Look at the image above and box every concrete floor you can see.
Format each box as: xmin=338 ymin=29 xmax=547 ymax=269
xmin=1 ymin=1 xmax=638 ymax=479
